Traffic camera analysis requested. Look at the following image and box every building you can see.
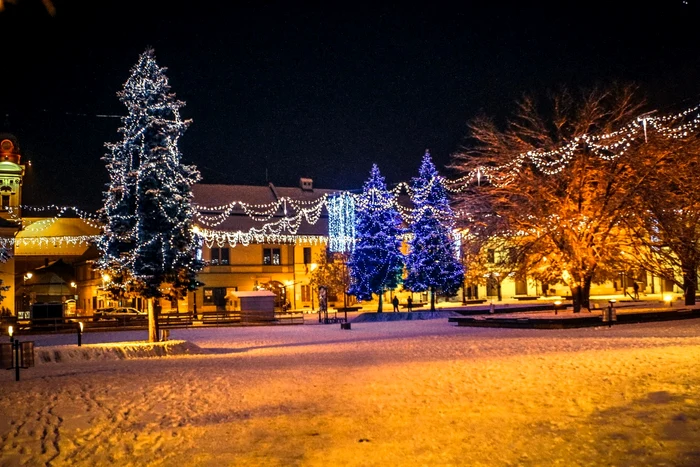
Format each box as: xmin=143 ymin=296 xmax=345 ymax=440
xmin=190 ymin=180 xmax=341 ymax=313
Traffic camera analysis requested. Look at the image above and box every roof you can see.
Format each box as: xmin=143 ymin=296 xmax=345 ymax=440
xmin=192 ymin=183 xmax=343 ymax=236
xmin=231 ymin=290 xmax=276 ymax=297
xmin=18 ymin=217 xmax=101 ymax=238
xmin=192 ymin=183 xmax=341 ymax=208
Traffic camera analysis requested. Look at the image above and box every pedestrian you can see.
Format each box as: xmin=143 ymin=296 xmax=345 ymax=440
xmin=632 ymin=281 xmax=639 ymax=301
xmin=392 ymin=295 xmax=399 ymax=312
xmin=407 ymin=296 xmax=413 ymax=312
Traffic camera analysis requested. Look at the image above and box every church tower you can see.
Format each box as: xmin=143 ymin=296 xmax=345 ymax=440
xmin=0 ymin=134 xmax=25 ymax=219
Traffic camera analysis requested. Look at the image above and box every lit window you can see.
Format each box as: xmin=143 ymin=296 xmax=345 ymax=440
xmin=210 ymin=247 xmax=230 ymax=265
xmin=263 ymin=248 xmax=281 ymax=265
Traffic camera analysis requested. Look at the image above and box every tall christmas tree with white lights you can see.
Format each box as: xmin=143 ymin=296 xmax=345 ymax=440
xmin=97 ymin=47 xmax=203 ymax=342
xmin=348 ymin=164 xmax=404 ymax=312
xmin=404 ymin=150 xmax=464 ymax=311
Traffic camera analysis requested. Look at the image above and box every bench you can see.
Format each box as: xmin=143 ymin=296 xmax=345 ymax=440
xmin=513 ymin=296 xmax=539 ymax=301
xmin=320 ymin=310 xmax=347 ymax=324
xmin=274 ymin=311 xmax=305 ymax=324
xmin=400 ymin=302 xmax=426 ymax=310
xmin=199 ymin=311 xmax=241 ymax=325
xmin=158 ymin=312 xmax=194 ymax=327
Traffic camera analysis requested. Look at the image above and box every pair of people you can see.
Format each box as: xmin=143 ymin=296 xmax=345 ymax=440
xmin=391 ymin=296 xmax=413 ymax=312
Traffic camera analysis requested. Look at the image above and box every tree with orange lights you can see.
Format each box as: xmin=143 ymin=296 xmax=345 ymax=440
xmin=451 ymin=84 xmax=650 ymax=312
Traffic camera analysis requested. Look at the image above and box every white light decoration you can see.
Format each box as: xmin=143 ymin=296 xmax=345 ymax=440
xmin=327 ymin=192 xmax=355 ymax=253
xmin=11 ymin=103 xmax=699 ymax=251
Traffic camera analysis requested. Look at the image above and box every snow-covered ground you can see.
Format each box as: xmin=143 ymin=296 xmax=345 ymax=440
xmin=2 ymin=318 xmax=700 ymax=466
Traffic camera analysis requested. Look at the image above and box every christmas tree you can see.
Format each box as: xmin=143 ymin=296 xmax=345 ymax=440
xmin=348 ymin=164 xmax=404 ymax=312
xmin=97 ymin=48 xmax=203 ymax=342
xmin=404 ymin=150 xmax=464 ymax=311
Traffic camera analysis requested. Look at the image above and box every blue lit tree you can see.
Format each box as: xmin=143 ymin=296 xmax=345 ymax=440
xmin=404 ymin=150 xmax=464 ymax=311
xmin=348 ymin=164 xmax=404 ymax=312
xmin=97 ymin=48 xmax=203 ymax=342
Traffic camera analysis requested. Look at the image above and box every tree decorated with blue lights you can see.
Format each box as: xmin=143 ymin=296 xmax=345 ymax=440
xmin=97 ymin=47 xmax=203 ymax=342
xmin=348 ymin=164 xmax=404 ymax=312
xmin=404 ymin=150 xmax=464 ymax=311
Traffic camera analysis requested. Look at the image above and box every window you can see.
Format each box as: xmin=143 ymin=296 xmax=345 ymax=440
xmin=487 ymin=249 xmax=495 ymax=263
xmin=210 ymin=247 xmax=230 ymax=265
xmin=203 ymin=287 xmax=227 ymax=306
xmin=301 ymin=285 xmax=311 ymax=302
xmin=263 ymin=248 xmax=281 ymax=265
xmin=303 ymin=247 xmax=312 ymax=264
xmin=1 ymin=195 xmax=8 ymax=209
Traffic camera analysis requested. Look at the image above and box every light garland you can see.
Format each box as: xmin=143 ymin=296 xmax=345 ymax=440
xmin=8 ymin=101 xmax=698 ymax=251
xmin=327 ymin=192 xmax=356 ymax=253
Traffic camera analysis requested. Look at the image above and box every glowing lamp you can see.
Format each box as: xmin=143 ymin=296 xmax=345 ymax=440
xmin=102 ymin=274 xmax=111 ymax=282
xmin=664 ymin=294 xmax=673 ymax=307
xmin=79 ymin=322 xmax=84 ymax=333
xmin=8 ymin=325 xmax=13 ymax=339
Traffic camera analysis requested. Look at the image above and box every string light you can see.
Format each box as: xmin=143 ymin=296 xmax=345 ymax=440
xmin=327 ymin=192 xmax=356 ymax=253
xmin=11 ymin=101 xmax=698 ymax=250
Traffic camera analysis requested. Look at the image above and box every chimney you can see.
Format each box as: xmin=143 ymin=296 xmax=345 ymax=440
xmin=300 ymin=178 xmax=313 ymax=191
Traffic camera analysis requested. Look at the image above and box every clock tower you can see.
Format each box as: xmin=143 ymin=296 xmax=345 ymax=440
xmin=0 ymin=134 xmax=25 ymax=219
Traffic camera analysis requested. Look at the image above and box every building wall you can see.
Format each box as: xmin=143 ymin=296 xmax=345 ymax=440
xmin=193 ymin=241 xmax=327 ymax=312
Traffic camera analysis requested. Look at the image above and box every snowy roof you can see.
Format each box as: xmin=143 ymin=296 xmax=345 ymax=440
xmin=192 ymin=183 xmax=343 ymax=235
xmin=230 ymin=290 xmax=276 ymax=298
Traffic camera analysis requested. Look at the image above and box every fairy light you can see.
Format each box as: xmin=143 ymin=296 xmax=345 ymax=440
xmin=12 ymin=101 xmax=698 ymax=254
xmin=327 ymin=192 xmax=356 ymax=253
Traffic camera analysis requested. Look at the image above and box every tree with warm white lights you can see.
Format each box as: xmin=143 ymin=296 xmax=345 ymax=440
xmin=97 ymin=47 xmax=203 ymax=342
xmin=348 ymin=164 xmax=404 ymax=312
xmin=622 ymin=126 xmax=700 ymax=306
xmin=310 ymin=251 xmax=353 ymax=309
xmin=450 ymin=84 xmax=652 ymax=312
xmin=404 ymin=151 xmax=464 ymax=311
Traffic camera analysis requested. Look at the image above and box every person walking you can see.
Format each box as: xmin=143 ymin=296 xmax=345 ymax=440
xmin=392 ymin=295 xmax=399 ymax=312
xmin=632 ymin=281 xmax=640 ymax=301
xmin=407 ymin=296 xmax=413 ymax=312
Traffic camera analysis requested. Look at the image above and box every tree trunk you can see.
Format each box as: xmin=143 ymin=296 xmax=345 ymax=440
xmin=582 ymin=275 xmax=592 ymax=311
xmin=430 ymin=286 xmax=436 ymax=311
xmin=682 ymin=263 xmax=697 ymax=306
xmin=148 ymin=298 xmax=160 ymax=343
xmin=571 ymin=274 xmax=593 ymax=313
xmin=377 ymin=293 xmax=383 ymax=313
xmin=571 ymin=284 xmax=582 ymax=313
xmin=497 ymin=281 xmax=502 ymax=301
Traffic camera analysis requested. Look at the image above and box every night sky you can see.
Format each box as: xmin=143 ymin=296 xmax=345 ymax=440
xmin=2 ymin=1 xmax=699 ymax=210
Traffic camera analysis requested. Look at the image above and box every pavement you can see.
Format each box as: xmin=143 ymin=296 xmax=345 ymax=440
xmin=308 ymin=293 xmax=700 ymax=328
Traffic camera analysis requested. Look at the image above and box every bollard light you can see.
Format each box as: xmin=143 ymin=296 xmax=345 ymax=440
xmin=8 ymin=325 xmax=13 ymax=341
xmin=554 ymin=300 xmax=562 ymax=315
xmin=77 ymin=321 xmax=83 ymax=347
xmin=664 ymin=294 xmax=673 ymax=307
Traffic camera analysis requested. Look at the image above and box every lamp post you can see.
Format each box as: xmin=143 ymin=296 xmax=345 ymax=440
xmin=553 ymin=300 xmax=562 ymax=315
xmin=77 ymin=321 xmax=83 ymax=346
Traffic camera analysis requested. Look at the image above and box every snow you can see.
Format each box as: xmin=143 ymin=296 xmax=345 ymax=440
xmin=2 ymin=316 xmax=700 ymax=466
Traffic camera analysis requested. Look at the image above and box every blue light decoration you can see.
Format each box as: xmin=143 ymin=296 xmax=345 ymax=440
xmin=347 ymin=164 xmax=405 ymax=311
xmin=328 ymin=192 xmax=356 ymax=253
xmin=404 ymin=150 xmax=464 ymax=310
